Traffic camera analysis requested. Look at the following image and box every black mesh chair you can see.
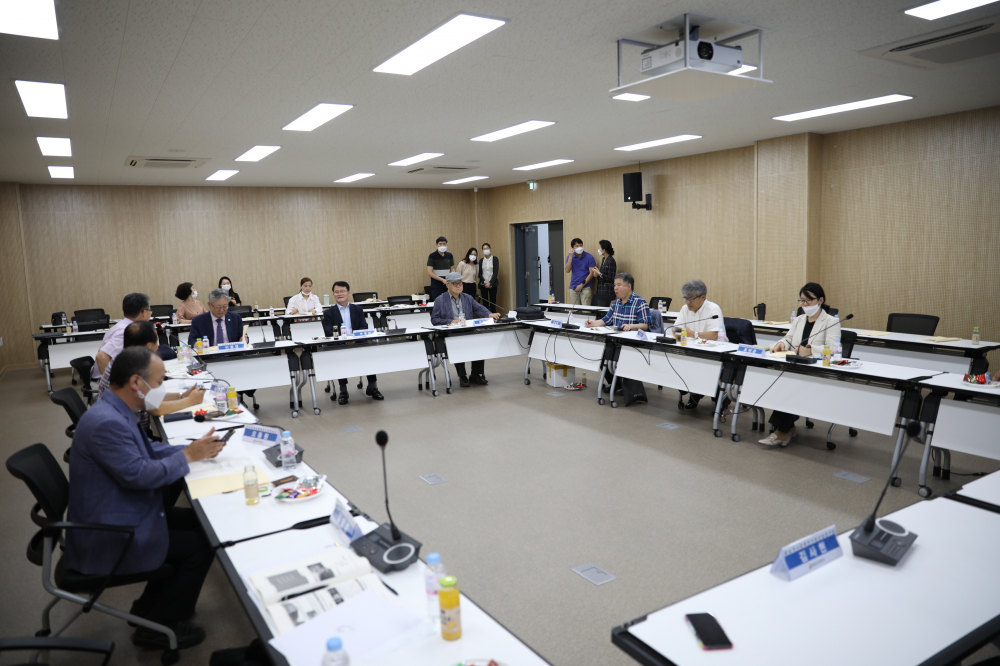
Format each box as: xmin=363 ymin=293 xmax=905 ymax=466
xmin=592 ymin=293 xmax=613 ymax=307
xmin=51 ymin=312 xmax=67 ymax=326
xmin=0 ymin=636 xmax=114 ymax=665
xmin=353 ymin=292 xmax=377 ymax=302
xmin=151 ymin=304 xmax=173 ymax=318
xmin=648 ymin=297 xmax=672 ymax=312
xmin=282 ymin=296 xmax=291 ymax=308
xmin=5 ymin=444 xmax=181 ymax=664
xmin=73 ymin=309 xmax=106 ymax=324
xmin=69 ymin=357 xmax=98 ymax=405
xmin=50 ymin=387 xmax=87 ymax=463
xmin=387 ymin=295 xmax=412 ymax=305
xmin=887 ymin=313 xmax=939 ymax=336
xmin=230 ymin=305 xmax=252 ymax=315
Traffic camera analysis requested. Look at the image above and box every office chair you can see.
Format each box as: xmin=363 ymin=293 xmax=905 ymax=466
xmin=151 ymin=304 xmax=173 ymax=319
xmin=648 ymin=297 xmax=672 ymax=312
xmin=353 ymin=292 xmax=377 ymax=302
xmin=6 ymin=443 xmax=182 ymax=665
xmin=886 ymin=313 xmax=939 ymax=336
xmin=73 ymin=309 xmax=106 ymax=323
xmin=282 ymin=296 xmax=291 ymax=308
xmin=51 ymin=312 xmax=67 ymax=326
xmin=592 ymin=293 xmax=613 ymax=307
xmin=387 ymin=295 xmax=412 ymax=305
xmin=69 ymin=357 xmax=98 ymax=405
xmin=77 ymin=316 xmax=110 ymax=332
xmin=0 ymin=635 xmax=114 ymax=666
xmin=50 ymin=387 xmax=88 ymax=463
xmin=648 ymin=310 xmax=664 ymax=334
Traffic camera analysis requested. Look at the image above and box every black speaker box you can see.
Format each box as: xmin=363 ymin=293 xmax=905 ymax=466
xmin=623 ymin=172 xmax=642 ymax=202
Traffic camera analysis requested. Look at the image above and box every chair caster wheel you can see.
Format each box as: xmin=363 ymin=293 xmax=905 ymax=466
xmin=657 ymin=386 xmax=662 ymax=390
xmin=314 ymin=408 xmax=321 ymax=415
xmin=598 ymin=398 xmax=605 ymax=405
xmin=611 ymin=401 xmax=618 ymax=408
xmin=35 ymin=629 xmax=50 ymax=637
xmin=849 ymin=428 xmax=858 ymax=437
xmin=918 ymin=486 xmax=932 ymax=498
xmin=432 ymin=390 xmax=439 ymax=396
xmin=72 ymin=379 xmax=78 ymax=385
xmin=731 ymin=433 xmax=741 ymax=442
xmin=291 ymin=411 xmax=299 ymax=418
xmin=805 ymin=419 xmax=815 ymax=429
xmin=162 ymin=648 xmax=180 ymax=665
xmin=714 ymin=429 xmax=723 ymax=437
xmin=324 ymin=385 xmax=331 ymax=393
xmin=525 ymin=379 xmax=530 ymax=385
xmin=891 ymin=477 xmax=901 ymax=487
xmin=446 ymin=388 xmax=452 ymax=394
xmin=827 ymin=442 xmax=836 ymax=450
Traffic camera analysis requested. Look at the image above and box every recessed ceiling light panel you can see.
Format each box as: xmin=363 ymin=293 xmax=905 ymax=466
xmin=235 ymin=145 xmax=280 ymax=162
xmin=444 ymin=176 xmax=488 ymax=184
xmin=471 ymin=120 xmax=554 ymax=142
xmin=374 ymin=14 xmax=505 ymax=75
xmin=905 ymin=0 xmax=1000 ymax=20
xmin=334 ymin=173 xmax=375 ymax=183
xmin=613 ymin=93 xmax=650 ymax=101
xmin=206 ymin=170 xmax=238 ymax=181
xmin=0 ymin=0 xmax=58 ymax=39
xmin=47 ymin=166 xmax=73 ymax=178
xmin=389 ymin=152 xmax=444 ymax=166
xmin=773 ymin=94 xmax=912 ymax=121
xmin=282 ymin=103 xmax=353 ymax=131
xmin=15 ymin=80 xmax=67 ymax=118
xmin=37 ymin=137 xmax=71 ymax=156
xmin=513 ymin=159 xmax=574 ymax=171
xmin=614 ymin=134 xmax=702 ymax=151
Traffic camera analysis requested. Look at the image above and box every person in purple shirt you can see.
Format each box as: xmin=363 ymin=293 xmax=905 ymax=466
xmin=564 ymin=238 xmax=597 ymax=305
xmin=92 ymin=292 xmax=152 ymax=380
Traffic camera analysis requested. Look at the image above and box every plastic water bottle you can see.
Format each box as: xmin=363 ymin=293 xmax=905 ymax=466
xmin=972 ymin=326 xmax=980 ymax=345
xmin=280 ymin=431 xmax=297 ymax=470
xmin=320 ymin=637 xmax=349 ymax=666
xmin=567 ymin=311 xmax=573 ymax=326
xmin=425 ymin=553 xmax=446 ymax=622
xmin=203 ymin=336 xmax=210 ymax=351
xmin=439 ymin=576 xmax=462 ymax=640
xmin=790 ymin=310 xmax=797 ymax=324
xmin=832 ymin=337 xmax=842 ymax=363
xmin=269 ymin=305 xmax=274 ymax=318
xmin=717 ymin=324 xmax=727 ymax=344
xmin=172 ymin=312 xmax=178 ymax=325
xmin=214 ymin=388 xmax=227 ymax=413
xmin=72 ymin=320 xmax=79 ymax=334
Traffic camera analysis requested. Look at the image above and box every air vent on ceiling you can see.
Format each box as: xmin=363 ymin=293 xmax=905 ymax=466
xmin=402 ymin=165 xmax=476 ymax=175
xmin=860 ymin=14 xmax=1000 ymax=69
xmin=125 ymin=156 xmax=208 ymax=168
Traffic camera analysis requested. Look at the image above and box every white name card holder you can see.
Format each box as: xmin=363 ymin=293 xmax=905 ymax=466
xmin=770 ymin=525 xmax=842 ymax=581
xmin=636 ymin=330 xmax=648 ymax=341
xmin=472 ymin=318 xmax=492 ymax=326
xmin=217 ymin=342 xmax=246 ymax=351
xmin=551 ymin=320 xmax=563 ymax=329
xmin=352 ymin=329 xmax=376 ymax=337
xmin=243 ymin=424 xmax=282 ymax=445
xmin=737 ymin=343 xmax=766 ymax=357
xmin=331 ymin=498 xmax=363 ymax=544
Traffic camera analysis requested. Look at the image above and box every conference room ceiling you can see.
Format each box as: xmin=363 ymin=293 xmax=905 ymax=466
xmin=1 ymin=0 xmax=998 ymax=189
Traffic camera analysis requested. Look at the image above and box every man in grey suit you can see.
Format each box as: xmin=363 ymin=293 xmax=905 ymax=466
xmin=66 ymin=346 xmax=225 ymax=650
xmin=431 ymin=272 xmax=500 ymax=387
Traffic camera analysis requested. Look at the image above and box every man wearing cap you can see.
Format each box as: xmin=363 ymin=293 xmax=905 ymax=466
xmin=431 ymin=272 xmax=500 ymax=387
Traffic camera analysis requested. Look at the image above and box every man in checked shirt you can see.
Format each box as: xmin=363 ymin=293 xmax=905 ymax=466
xmin=584 ymin=272 xmax=651 ymax=331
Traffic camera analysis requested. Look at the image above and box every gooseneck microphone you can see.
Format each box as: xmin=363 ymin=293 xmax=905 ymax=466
xmin=215 ymin=515 xmax=331 ymax=550
xmin=802 ymin=313 xmax=854 ymax=348
xmin=673 ymin=313 xmax=720 ymax=329
xmin=375 ymin=430 xmax=401 ymax=541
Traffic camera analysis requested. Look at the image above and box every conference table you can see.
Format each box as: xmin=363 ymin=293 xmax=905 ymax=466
xmin=518 ymin=320 xmax=617 ymax=401
xmin=425 ymin=320 xmax=532 ymax=393
xmin=612 ymin=494 xmax=1000 ymax=666
xmin=948 ymin=470 xmax=1000 ymax=513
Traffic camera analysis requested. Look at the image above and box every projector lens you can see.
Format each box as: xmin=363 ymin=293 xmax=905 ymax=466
xmin=697 ymin=41 xmax=714 ymax=60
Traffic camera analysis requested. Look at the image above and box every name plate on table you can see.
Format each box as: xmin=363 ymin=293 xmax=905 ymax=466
xmin=770 ymin=525 xmax=842 ymax=581
xmin=217 ymin=342 xmax=246 ymax=351
xmin=352 ymin=329 xmax=376 ymax=337
xmin=636 ymin=330 xmax=648 ymax=341
xmin=331 ymin=499 xmax=363 ymax=544
xmin=551 ymin=320 xmax=563 ymax=328
xmin=243 ymin=424 xmax=282 ymax=445
xmin=472 ymin=318 xmax=492 ymax=326
xmin=737 ymin=343 xmax=766 ymax=357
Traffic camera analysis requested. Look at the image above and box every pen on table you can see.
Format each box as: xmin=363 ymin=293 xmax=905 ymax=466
xmin=380 ymin=579 xmax=399 ymax=596
xmin=280 ymin=585 xmax=325 ymax=602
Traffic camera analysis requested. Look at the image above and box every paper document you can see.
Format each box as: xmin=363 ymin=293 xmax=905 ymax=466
xmin=862 ymin=330 xmax=893 ymax=337
xmin=186 ymin=466 xmax=270 ymax=499
xmin=768 ymin=350 xmax=791 ymax=358
xmin=920 ymin=336 xmax=961 ymax=342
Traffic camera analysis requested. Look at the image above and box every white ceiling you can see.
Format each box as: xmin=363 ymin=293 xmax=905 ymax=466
xmin=1 ymin=0 xmax=998 ymax=189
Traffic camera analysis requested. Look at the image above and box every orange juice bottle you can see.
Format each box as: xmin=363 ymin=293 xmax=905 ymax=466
xmin=439 ymin=575 xmax=461 ymax=640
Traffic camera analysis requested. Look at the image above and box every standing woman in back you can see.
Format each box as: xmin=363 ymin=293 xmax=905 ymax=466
xmin=456 ymin=248 xmax=480 ymax=298
xmin=175 ymin=282 xmax=206 ymax=323
xmin=478 ymin=242 xmax=500 ymax=312
xmin=590 ymin=240 xmax=617 ymax=307
xmin=218 ymin=276 xmax=241 ymax=307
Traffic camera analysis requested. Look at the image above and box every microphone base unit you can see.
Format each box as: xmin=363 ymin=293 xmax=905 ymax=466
xmin=655 ymin=335 xmax=678 ymax=345
xmin=848 ymin=518 xmax=917 ymax=566
xmin=560 ymin=323 xmax=581 ymax=330
xmin=351 ymin=522 xmax=422 ymax=573
xmin=786 ymin=355 xmax=819 ymax=364
xmin=498 ymin=317 xmax=516 ymax=324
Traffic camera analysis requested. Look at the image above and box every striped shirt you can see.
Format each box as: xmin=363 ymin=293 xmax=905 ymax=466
xmin=601 ymin=293 xmax=651 ymax=328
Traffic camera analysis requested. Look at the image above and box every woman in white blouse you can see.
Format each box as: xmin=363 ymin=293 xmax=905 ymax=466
xmin=286 ymin=277 xmax=321 ymax=315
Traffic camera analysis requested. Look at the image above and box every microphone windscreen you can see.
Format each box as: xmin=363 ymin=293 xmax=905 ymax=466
xmin=844 ymin=314 xmax=854 ymax=320
xmin=375 ymin=430 xmax=388 ymax=447
xmin=194 ymin=414 xmax=205 ymax=422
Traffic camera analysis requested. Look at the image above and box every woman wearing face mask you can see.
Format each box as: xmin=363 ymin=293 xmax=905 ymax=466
xmin=175 ymin=282 xmax=206 ymax=324
xmin=456 ymin=248 xmax=480 ymax=297
xmin=759 ymin=282 xmax=841 ymax=447
xmin=218 ymin=276 xmax=241 ymax=307
xmin=478 ymin=242 xmax=500 ymax=312
xmin=589 ymin=240 xmax=617 ymax=307
xmin=286 ymin=277 xmax=321 ymax=315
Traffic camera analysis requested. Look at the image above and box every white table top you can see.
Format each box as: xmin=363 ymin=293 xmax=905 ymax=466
xmin=748 ymin=353 xmax=943 ymax=383
xmin=534 ymin=302 xmax=607 ymax=311
xmin=522 ymin=319 xmax=617 ymax=336
xmin=956 ymin=471 xmax=1000 ymax=506
xmin=612 ymin=331 xmax=741 ymax=354
xmin=843 ymin=327 xmax=999 ymax=350
xmin=918 ymin=372 xmax=1000 ymax=396
xmin=292 ymin=328 xmax=428 ymax=346
xmin=192 ymin=340 xmax=298 ymax=357
xmin=628 ymin=498 xmax=1000 ymax=666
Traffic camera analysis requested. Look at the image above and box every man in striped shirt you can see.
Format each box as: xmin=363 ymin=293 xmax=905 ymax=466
xmin=584 ymin=272 xmax=650 ymax=331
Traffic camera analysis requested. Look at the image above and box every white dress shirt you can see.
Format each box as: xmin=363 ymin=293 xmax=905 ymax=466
xmin=287 ymin=292 xmax=321 ymax=314
xmin=675 ymin=299 xmax=725 ymax=335
xmin=337 ymin=304 xmax=353 ymax=335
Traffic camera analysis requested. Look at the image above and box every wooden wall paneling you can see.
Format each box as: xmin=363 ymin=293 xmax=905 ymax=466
xmin=0 ymin=184 xmax=34 ymax=368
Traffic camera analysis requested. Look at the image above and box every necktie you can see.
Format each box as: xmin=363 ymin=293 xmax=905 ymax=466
xmin=215 ymin=318 xmax=224 ymax=344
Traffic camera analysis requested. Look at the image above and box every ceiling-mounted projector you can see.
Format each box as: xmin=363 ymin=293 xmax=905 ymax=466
xmin=640 ymin=38 xmax=743 ymax=77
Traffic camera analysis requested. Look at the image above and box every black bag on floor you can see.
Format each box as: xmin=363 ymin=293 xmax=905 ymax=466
xmin=622 ymin=378 xmax=648 ymax=406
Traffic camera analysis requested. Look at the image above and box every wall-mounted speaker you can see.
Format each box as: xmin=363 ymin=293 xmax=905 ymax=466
xmin=623 ymin=172 xmax=642 ymax=202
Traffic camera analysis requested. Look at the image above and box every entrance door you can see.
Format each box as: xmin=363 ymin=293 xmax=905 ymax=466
xmin=513 ymin=220 xmax=563 ymax=308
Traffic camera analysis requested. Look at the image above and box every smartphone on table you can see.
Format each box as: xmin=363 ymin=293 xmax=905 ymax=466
xmin=685 ymin=613 xmax=732 ymax=650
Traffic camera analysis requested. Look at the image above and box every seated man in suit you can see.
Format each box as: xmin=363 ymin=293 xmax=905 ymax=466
xmin=67 ymin=346 xmax=226 ymax=649
xmin=188 ymin=289 xmax=244 ymax=346
xmin=430 ymin=272 xmax=500 ymax=387
xmin=322 ymin=281 xmax=384 ymax=404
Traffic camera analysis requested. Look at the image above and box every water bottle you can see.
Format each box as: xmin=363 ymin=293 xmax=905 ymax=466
xmin=459 ymin=310 xmax=466 ymax=326
xmin=280 ymin=431 xmax=297 ymax=470
xmin=214 ymin=388 xmax=228 ymax=413
xmin=244 ymin=465 xmax=259 ymax=506
xmin=62 ymin=313 xmax=70 ymax=334
xmin=972 ymin=326 xmax=980 ymax=345
xmin=72 ymin=320 xmax=79 ymax=334
xmin=790 ymin=310 xmax=797 ymax=324
xmin=269 ymin=305 xmax=274 ymax=318
xmin=227 ymin=386 xmax=238 ymax=410
xmin=832 ymin=337 xmax=842 ymax=363
xmin=254 ymin=301 xmax=259 ymax=318
xmin=424 ymin=553 xmax=446 ymax=622
xmin=717 ymin=324 xmax=727 ymax=344
xmin=321 ymin=637 xmax=349 ymax=666
xmin=172 ymin=312 xmax=178 ymax=325
xmin=203 ymin=336 xmax=210 ymax=351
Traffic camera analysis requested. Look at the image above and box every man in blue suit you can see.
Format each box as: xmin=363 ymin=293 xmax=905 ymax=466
xmin=322 ymin=281 xmax=384 ymax=403
xmin=431 ymin=272 xmax=500 ymax=387
xmin=188 ymin=288 xmax=243 ymax=346
xmin=67 ymin=346 xmax=225 ymax=649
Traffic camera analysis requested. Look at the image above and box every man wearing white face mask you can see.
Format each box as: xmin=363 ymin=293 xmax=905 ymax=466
xmin=286 ymin=277 xmax=321 ymax=315
xmin=67 ymin=346 xmax=224 ymax=650
xmin=564 ymin=238 xmax=597 ymax=305
xmin=426 ymin=236 xmax=454 ymax=302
